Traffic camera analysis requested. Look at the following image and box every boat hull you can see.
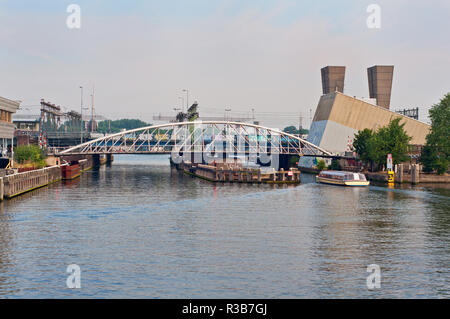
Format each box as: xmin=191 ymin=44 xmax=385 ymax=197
xmin=316 ymin=176 xmax=370 ymax=187
xmin=61 ymin=164 xmax=81 ymax=180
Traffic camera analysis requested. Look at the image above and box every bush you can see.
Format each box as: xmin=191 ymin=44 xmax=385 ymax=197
xmin=328 ymin=159 xmax=342 ymax=170
xmin=14 ymin=145 xmax=47 ymax=167
xmin=316 ymin=159 xmax=326 ymax=171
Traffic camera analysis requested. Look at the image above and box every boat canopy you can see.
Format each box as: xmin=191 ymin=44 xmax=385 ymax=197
xmin=319 ymin=170 xmax=367 ymax=181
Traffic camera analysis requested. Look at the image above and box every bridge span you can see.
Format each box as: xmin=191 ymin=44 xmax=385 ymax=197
xmin=54 ymin=121 xmax=333 ymax=159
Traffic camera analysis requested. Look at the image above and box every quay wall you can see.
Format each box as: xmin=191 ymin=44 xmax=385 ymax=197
xmin=366 ymin=170 xmax=450 ymax=184
xmin=0 ymin=166 xmax=61 ymax=199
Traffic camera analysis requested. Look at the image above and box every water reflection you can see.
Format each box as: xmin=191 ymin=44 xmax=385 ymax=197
xmin=0 ymin=155 xmax=448 ymax=298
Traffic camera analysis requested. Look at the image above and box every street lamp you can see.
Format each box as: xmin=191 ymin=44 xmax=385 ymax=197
xmin=182 ymin=89 xmax=189 ymax=112
xmin=224 ymin=108 xmax=231 ymax=121
xmin=79 ymin=86 xmax=89 ymax=144
xmin=178 ymin=97 xmax=184 ymax=112
xmin=80 ymin=86 xmax=83 ymax=144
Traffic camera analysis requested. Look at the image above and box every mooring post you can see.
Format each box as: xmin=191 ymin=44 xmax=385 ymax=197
xmin=396 ymin=163 xmax=404 ymax=183
xmin=0 ymin=177 xmax=3 ymax=201
xmin=411 ymin=164 xmax=420 ymax=185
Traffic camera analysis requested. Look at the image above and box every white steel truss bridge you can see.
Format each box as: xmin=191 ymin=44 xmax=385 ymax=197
xmin=55 ymin=121 xmax=333 ymax=158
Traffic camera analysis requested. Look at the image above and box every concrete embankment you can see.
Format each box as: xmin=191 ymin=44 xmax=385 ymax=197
xmin=0 ymin=154 xmax=113 ymax=200
xmin=300 ymin=163 xmax=450 ymax=185
xmin=0 ymin=166 xmax=61 ymax=199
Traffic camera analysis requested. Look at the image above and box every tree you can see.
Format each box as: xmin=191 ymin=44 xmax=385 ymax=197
xmin=283 ymin=126 xmax=309 ymax=135
xmin=373 ymin=118 xmax=411 ymax=166
xmin=316 ymin=159 xmax=326 ymax=171
xmin=328 ymin=159 xmax=342 ymax=170
xmin=353 ymin=118 xmax=411 ymax=171
xmin=176 ymin=102 xmax=199 ymax=122
xmin=97 ymin=119 xmax=150 ymax=134
xmin=420 ymin=93 xmax=450 ymax=175
xmin=353 ymin=128 xmax=374 ymax=164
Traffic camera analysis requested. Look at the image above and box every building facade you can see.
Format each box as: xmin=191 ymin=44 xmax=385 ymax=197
xmin=299 ymin=92 xmax=431 ymax=167
xmin=0 ymin=96 xmax=20 ymax=160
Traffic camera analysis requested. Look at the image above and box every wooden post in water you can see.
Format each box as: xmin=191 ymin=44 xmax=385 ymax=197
xmin=396 ymin=164 xmax=404 ymax=183
xmin=411 ymin=164 xmax=420 ymax=185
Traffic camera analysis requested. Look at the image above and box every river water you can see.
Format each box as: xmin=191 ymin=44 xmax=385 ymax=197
xmin=0 ymin=155 xmax=448 ymax=298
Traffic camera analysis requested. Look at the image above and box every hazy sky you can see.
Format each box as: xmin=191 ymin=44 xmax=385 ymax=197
xmin=1 ymin=0 xmax=449 ymax=128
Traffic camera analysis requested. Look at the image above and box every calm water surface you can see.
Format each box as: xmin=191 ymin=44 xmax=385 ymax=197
xmin=0 ymin=155 xmax=449 ymax=298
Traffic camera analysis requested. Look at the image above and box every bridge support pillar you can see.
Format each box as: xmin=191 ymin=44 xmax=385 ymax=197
xmin=93 ymin=154 xmax=100 ymax=167
xmin=279 ymin=154 xmax=297 ymax=170
xmin=106 ymin=154 xmax=114 ymax=164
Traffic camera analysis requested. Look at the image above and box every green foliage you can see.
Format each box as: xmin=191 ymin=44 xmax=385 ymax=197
xmin=289 ymin=155 xmax=299 ymax=166
xmin=14 ymin=145 xmax=47 ymax=167
xmin=97 ymin=119 xmax=150 ymax=134
xmin=176 ymin=102 xmax=200 ymax=122
xmin=373 ymin=118 xmax=412 ymax=165
xmin=353 ymin=129 xmax=374 ymax=164
xmin=328 ymin=159 xmax=342 ymax=170
xmin=283 ymin=126 xmax=309 ymax=135
xmin=316 ymin=159 xmax=326 ymax=171
xmin=420 ymin=93 xmax=450 ymax=175
xmin=420 ymin=145 xmax=435 ymax=173
xmin=353 ymin=118 xmax=412 ymax=171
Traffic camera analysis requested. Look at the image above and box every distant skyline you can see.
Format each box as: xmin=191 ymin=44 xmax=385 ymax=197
xmin=1 ymin=0 xmax=449 ymax=128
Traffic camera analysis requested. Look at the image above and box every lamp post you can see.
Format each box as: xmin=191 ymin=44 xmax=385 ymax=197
xmin=173 ymin=107 xmax=181 ymax=122
xmin=224 ymin=108 xmax=231 ymax=121
xmin=79 ymin=86 xmax=89 ymax=143
xmin=182 ymin=89 xmax=189 ymax=112
xmin=80 ymin=86 xmax=83 ymax=144
xmin=178 ymin=97 xmax=184 ymax=113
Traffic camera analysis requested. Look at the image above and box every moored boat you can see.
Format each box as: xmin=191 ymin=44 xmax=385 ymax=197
xmin=61 ymin=161 xmax=81 ymax=180
xmin=316 ymin=170 xmax=370 ymax=187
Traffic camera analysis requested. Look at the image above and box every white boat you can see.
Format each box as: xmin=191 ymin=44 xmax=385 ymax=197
xmin=316 ymin=170 xmax=370 ymax=187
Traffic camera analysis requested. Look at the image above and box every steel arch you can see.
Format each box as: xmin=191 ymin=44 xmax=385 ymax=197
xmin=55 ymin=121 xmax=332 ymax=157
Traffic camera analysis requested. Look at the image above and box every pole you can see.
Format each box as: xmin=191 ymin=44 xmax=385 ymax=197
xmin=178 ymin=97 xmax=184 ymax=113
xmin=91 ymin=85 xmax=95 ymax=132
xmin=299 ymin=112 xmax=303 ymax=135
xmin=11 ymin=138 xmax=13 ymax=167
xmin=183 ymin=89 xmax=189 ymax=112
xmin=80 ymin=86 xmax=84 ymax=144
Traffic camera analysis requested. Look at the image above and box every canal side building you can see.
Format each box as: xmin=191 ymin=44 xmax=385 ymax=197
xmin=299 ymin=65 xmax=431 ymax=168
xmin=0 ymin=96 xmax=20 ymax=164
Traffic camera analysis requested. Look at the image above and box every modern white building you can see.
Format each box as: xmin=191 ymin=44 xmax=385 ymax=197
xmin=0 ymin=95 xmax=21 ymax=163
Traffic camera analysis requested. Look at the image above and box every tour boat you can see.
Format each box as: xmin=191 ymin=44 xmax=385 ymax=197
xmin=316 ymin=170 xmax=370 ymax=187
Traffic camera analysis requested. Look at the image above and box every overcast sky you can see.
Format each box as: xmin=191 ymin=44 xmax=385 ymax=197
xmin=1 ymin=0 xmax=449 ymax=128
